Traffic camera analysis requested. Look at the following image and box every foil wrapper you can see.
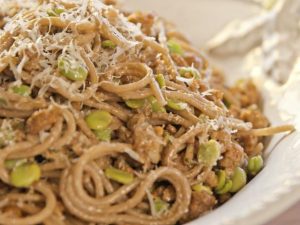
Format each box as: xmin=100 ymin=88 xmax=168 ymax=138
xmin=206 ymin=0 xmax=300 ymax=84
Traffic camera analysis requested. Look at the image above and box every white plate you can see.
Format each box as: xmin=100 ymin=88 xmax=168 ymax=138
xmin=125 ymin=1 xmax=300 ymax=225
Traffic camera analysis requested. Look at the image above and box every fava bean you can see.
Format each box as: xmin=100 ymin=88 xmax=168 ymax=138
xmin=58 ymin=57 xmax=88 ymax=81
xmin=94 ymin=129 xmax=112 ymax=142
xmin=85 ymin=111 xmax=112 ymax=131
xmin=148 ymin=96 xmax=166 ymax=113
xmin=125 ymin=99 xmax=145 ymax=109
xmin=10 ymin=163 xmax=41 ymax=188
xmin=102 ymin=40 xmax=117 ymax=49
xmin=155 ymin=74 xmax=166 ymax=88
xmin=179 ymin=67 xmax=200 ymax=79
xmin=47 ymin=8 xmax=64 ymax=16
xmin=247 ymin=155 xmax=263 ymax=176
xmin=154 ymin=197 xmax=169 ymax=215
xmin=105 ymin=167 xmax=134 ymax=185
xmin=12 ymin=85 xmax=31 ymax=97
xmin=216 ymin=179 xmax=232 ymax=195
xmin=198 ymin=139 xmax=221 ymax=167
xmin=192 ymin=184 xmax=213 ymax=194
xmin=167 ymin=99 xmax=187 ymax=111
xmin=230 ymin=167 xmax=247 ymax=193
xmin=215 ymin=170 xmax=226 ymax=191
xmin=167 ymin=39 xmax=183 ymax=55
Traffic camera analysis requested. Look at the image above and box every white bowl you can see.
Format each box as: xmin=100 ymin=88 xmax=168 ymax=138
xmin=125 ymin=1 xmax=300 ymax=224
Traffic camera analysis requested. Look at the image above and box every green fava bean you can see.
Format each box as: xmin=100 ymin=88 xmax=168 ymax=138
xmin=105 ymin=167 xmax=134 ymax=185
xmin=215 ymin=170 xmax=226 ymax=191
xmin=102 ymin=40 xmax=117 ymax=49
xmin=216 ymin=179 xmax=232 ymax=195
xmin=230 ymin=167 xmax=247 ymax=193
xmin=85 ymin=111 xmax=112 ymax=131
xmin=167 ymin=99 xmax=187 ymax=111
xmin=47 ymin=8 xmax=64 ymax=16
xmin=247 ymin=155 xmax=263 ymax=176
xmin=167 ymin=40 xmax=183 ymax=55
xmin=148 ymin=96 xmax=166 ymax=113
xmin=10 ymin=163 xmax=41 ymax=188
xmin=179 ymin=67 xmax=200 ymax=79
xmin=192 ymin=184 xmax=213 ymax=194
xmin=197 ymin=140 xmax=221 ymax=167
xmin=12 ymin=85 xmax=31 ymax=97
xmin=155 ymin=74 xmax=166 ymax=88
xmin=54 ymin=8 xmax=65 ymax=15
xmin=154 ymin=197 xmax=169 ymax=215
xmin=94 ymin=129 xmax=112 ymax=142
xmin=58 ymin=57 xmax=88 ymax=81
xmin=125 ymin=99 xmax=145 ymax=109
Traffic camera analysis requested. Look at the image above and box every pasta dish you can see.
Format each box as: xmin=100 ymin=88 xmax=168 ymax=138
xmin=0 ymin=0 xmax=294 ymax=224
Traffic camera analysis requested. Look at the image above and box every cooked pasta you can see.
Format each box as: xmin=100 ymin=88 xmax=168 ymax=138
xmin=0 ymin=0 xmax=294 ymax=224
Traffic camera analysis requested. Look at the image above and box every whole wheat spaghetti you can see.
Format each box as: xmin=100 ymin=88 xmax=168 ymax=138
xmin=0 ymin=0 xmax=294 ymax=224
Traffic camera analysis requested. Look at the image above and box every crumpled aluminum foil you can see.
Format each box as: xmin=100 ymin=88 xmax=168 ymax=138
xmin=206 ymin=0 xmax=300 ymax=84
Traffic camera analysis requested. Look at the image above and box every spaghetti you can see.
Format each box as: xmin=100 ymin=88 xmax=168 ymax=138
xmin=0 ymin=0 xmax=294 ymax=224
